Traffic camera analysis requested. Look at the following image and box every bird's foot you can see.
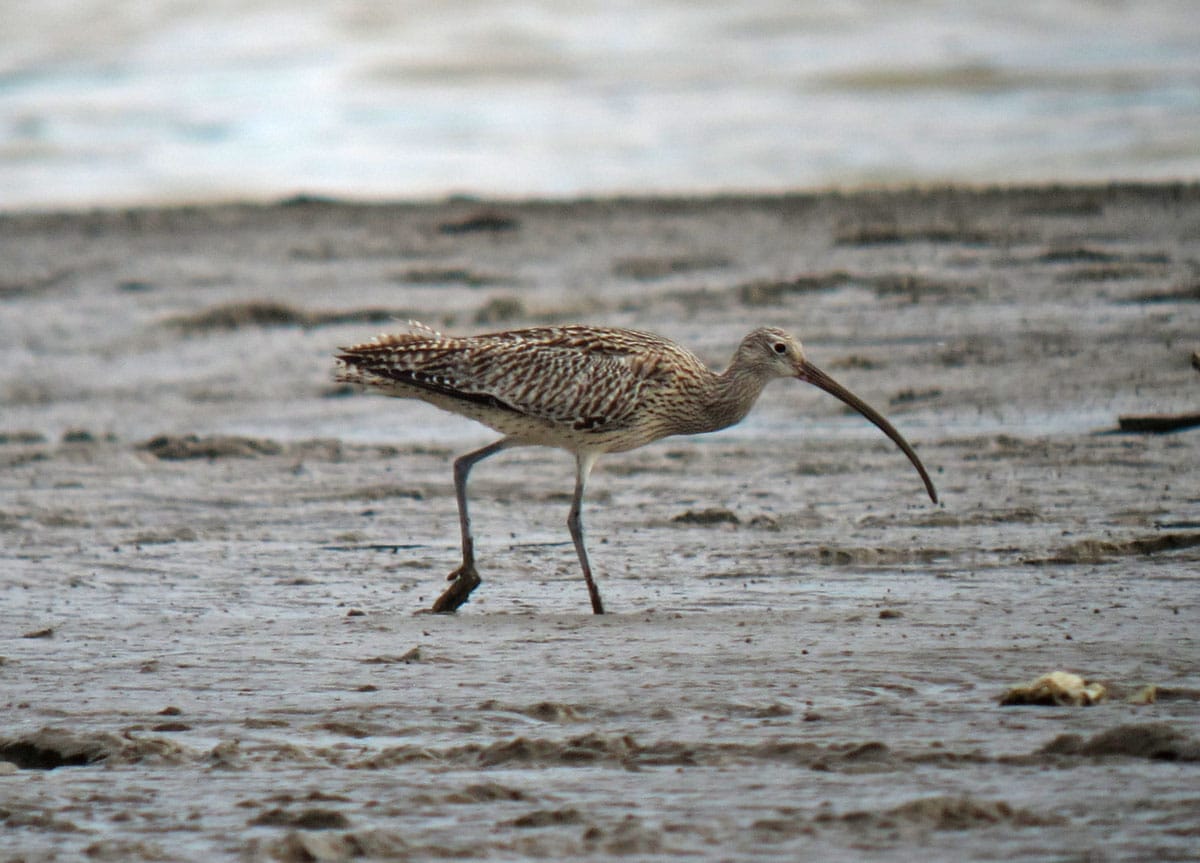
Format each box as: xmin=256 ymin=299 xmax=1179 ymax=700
xmin=430 ymin=564 xmax=481 ymax=613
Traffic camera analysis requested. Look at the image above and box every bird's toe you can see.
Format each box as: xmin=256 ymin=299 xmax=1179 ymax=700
xmin=431 ymin=565 xmax=482 ymax=613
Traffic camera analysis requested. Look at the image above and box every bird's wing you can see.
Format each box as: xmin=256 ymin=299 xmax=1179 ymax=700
xmin=339 ymin=327 xmax=696 ymax=432
xmin=471 ymin=341 xmax=680 ymax=431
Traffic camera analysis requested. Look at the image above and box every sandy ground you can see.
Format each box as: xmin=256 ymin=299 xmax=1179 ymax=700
xmin=2 ymin=185 xmax=1199 ymax=861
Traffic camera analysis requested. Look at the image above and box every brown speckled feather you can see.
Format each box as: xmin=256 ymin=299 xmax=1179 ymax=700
xmin=337 ymin=323 xmax=719 ymax=451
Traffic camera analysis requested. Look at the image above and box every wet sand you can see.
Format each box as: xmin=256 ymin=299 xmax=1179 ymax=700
xmin=2 ymin=185 xmax=1199 ymax=860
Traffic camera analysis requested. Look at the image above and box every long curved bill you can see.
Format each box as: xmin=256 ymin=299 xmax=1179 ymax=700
xmin=797 ymin=361 xmax=938 ymax=504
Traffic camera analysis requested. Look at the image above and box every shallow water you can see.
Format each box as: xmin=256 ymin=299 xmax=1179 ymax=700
xmin=2 ymin=1 xmax=1200 ymax=209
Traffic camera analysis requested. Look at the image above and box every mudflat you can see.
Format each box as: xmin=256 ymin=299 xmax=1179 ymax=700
xmin=2 ymin=185 xmax=1199 ymax=861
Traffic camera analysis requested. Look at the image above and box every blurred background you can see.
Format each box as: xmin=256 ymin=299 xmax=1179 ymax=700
xmin=2 ymin=0 xmax=1198 ymax=210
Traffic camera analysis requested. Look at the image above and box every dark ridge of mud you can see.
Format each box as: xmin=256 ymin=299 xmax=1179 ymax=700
xmin=1055 ymin=264 xmax=1167 ymax=283
xmin=361 ymin=647 xmax=422 ymax=665
xmin=61 ymin=428 xmax=112 ymax=444
xmin=139 ymin=434 xmax=284 ymax=459
xmin=1031 ymin=531 xmax=1200 ymax=565
xmin=390 ymin=266 xmax=511 ymax=287
xmin=349 ymin=734 xmax=789 ymax=772
xmin=316 ymin=721 xmax=387 ymax=739
xmin=736 ymin=271 xmax=855 ymax=305
xmin=248 ymin=807 xmax=352 ymax=829
xmin=1040 ymin=723 xmax=1200 ymax=761
xmin=870 ymin=275 xmax=981 ymax=302
xmin=288 ymin=239 xmax=425 ymax=263
xmin=473 ymin=295 xmax=526 ymax=324
xmin=469 ymin=733 xmax=645 ymax=769
xmin=476 ymin=700 xmax=585 ymax=722
xmin=1154 ymin=687 xmax=1200 ymax=702
xmin=254 ymin=726 xmax=1200 ymax=767
xmin=666 ymin=269 xmax=983 ymax=312
xmin=504 ymin=807 xmax=584 ymax=829
xmin=438 ymin=211 xmax=520 ymax=234
xmin=137 ymin=435 xmax=368 ymax=462
xmin=313 ymin=484 xmax=426 ymax=502
xmin=444 ymin=783 xmax=530 ymax=804
xmin=166 ymin=301 xmax=415 ymax=332
xmin=0 ymin=449 xmax=46 ymax=467
xmin=834 ymin=223 xmax=1014 ymax=247
xmin=0 ymin=728 xmax=190 ymax=771
xmin=889 ymin=387 xmax=944 ymax=407
xmin=672 ymin=507 xmax=741 ymax=526
xmin=812 ymin=546 xmax=950 ymax=566
xmin=0 ymin=269 xmax=72 ymax=300
xmin=0 ymin=805 xmax=86 ymax=834
xmin=167 ymin=301 xmax=308 ymax=330
xmin=150 ymin=721 xmax=192 ymax=733
xmin=1124 ymin=282 xmax=1200 ymax=304
xmin=249 ymin=829 xmax=409 ymax=863
xmin=859 ymin=507 xmax=1042 ymax=528
xmin=0 ymin=728 xmax=116 ymax=770
xmin=343 ymin=734 xmax=966 ymax=774
xmin=126 ymin=527 xmax=199 ymax=545
xmin=1037 ymin=246 xmax=1126 ymax=264
xmin=819 ymin=795 xmax=1066 ymax=831
xmin=0 ymin=430 xmax=47 ymax=445
xmin=81 ymin=839 xmax=168 ymax=860
xmin=829 ymin=354 xmax=882 ymax=370
xmin=612 ymin=254 xmax=731 ymax=280
xmin=1018 ymin=196 xmax=1104 ymax=216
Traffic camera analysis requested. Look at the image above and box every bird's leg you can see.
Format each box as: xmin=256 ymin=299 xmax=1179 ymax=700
xmin=431 ymin=438 xmax=510 ymax=613
xmin=568 ymin=452 xmax=605 ymax=615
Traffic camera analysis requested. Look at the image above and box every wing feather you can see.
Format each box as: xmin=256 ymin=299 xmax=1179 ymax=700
xmin=337 ymin=325 xmax=701 ymax=433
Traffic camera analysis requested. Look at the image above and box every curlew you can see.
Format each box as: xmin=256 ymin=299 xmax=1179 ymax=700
xmin=336 ymin=322 xmax=937 ymax=614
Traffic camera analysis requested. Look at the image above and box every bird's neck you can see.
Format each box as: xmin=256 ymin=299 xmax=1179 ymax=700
xmin=691 ymin=363 xmax=771 ymax=435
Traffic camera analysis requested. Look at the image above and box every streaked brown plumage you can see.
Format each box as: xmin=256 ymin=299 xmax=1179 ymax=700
xmin=336 ymin=321 xmax=937 ymax=614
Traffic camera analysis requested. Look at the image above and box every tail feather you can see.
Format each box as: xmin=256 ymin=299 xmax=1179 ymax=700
xmin=335 ymin=320 xmax=455 ymax=386
xmin=404 ymin=319 xmax=443 ymax=338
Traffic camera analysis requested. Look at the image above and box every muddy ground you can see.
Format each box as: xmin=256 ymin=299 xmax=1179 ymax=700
xmin=2 ymin=185 xmax=1199 ymax=861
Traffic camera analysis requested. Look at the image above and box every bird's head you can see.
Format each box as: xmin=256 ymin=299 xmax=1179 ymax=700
xmin=736 ymin=327 xmax=810 ymax=378
xmin=740 ymin=326 xmax=938 ymax=504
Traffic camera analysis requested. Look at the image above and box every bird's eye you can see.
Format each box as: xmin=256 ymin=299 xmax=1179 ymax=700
xmin=772 ymin=342 xmax=787 ymax=355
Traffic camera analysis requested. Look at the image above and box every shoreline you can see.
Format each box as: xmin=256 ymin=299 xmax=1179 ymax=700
xmin=3 ymin=177 xmax=1199 ymax=218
